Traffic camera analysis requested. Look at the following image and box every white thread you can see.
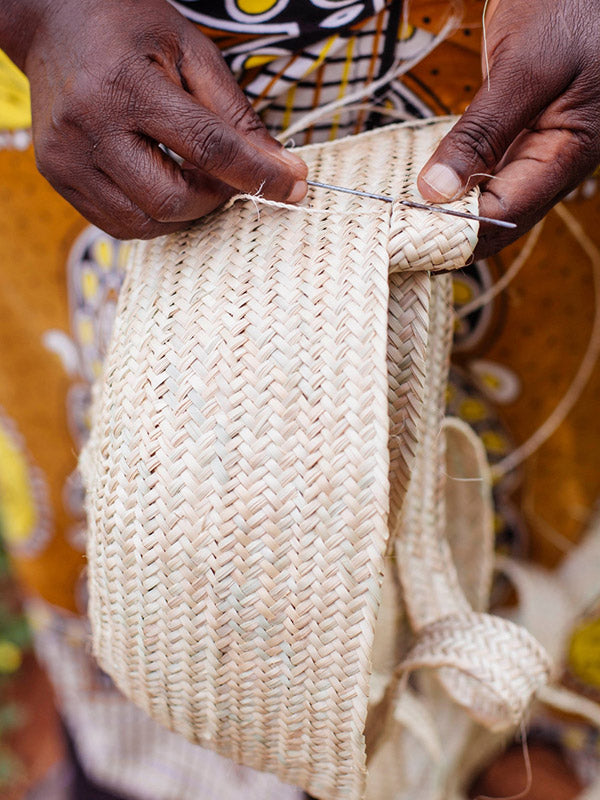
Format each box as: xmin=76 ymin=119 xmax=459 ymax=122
xmin=493 ymin=203 xmax=600 ymax=477
xmin=538 ymin=684 xmax=600 ymax=729
xmin=475 ymin=721 xmax=532 ymax=800
xmin=279 ymin=0 xmax=464 ymax=141
xmin=443 ymin=472 xmax=485 ymax=483
xmin=245 ymin=179 xmax=266 ymax=219
xmin=226 ymin=192 xmax=384 ymax=217
xmin=456 ymin=220 xmax=544 ymax=318
xmin=482 ymin=0 xmax=492 ymax=92
xmin=469 ymin=172 xmax=513 ymax=182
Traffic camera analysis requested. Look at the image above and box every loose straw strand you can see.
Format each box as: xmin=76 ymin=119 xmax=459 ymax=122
xmin=538 ymin=684 xmax=600 ymax=729
xmin=279 ymin=0 xmax=464 ymax=141
xmin=493 ymin=203 xmax=600 ymax=477
xmin=475 ymin=721 xmax=532 ymax=800
xmin=456 ymin=219 xmax=544 ymax=318
xmin=482 ymin=0 xmax=492 ymax=92
xmin=227 ymin=192 xmax=385 ymax=218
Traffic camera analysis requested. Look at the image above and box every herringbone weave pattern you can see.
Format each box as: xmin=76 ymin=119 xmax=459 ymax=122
xmin=81 ymin=119 xmax=550 ymax=800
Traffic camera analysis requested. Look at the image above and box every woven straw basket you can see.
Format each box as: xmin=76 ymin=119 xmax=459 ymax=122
xmin=80 ymin=118 xmax=551 ymax=800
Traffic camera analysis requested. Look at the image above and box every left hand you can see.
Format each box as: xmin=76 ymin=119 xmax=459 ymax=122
xmin=3 ymin=0 xmax=308 ymax=241
xmin=417 ymin=0 xmax=600 ymax=259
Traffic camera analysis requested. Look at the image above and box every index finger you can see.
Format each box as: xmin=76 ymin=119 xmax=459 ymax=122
xmin=474 ymin=125 xmax=597 ymax=259
xmin=97 ymin=131 xmax=235 ymax=222
xmin=417 ymin=57 xmax=573 ymax=204
xmin=136 ymin=74 xmax=307 ymax=202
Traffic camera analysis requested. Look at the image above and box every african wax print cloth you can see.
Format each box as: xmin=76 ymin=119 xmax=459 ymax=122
xmin=0 ymin=0 xmax=599 ymax=797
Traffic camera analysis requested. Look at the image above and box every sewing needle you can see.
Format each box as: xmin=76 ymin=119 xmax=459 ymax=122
xmin=306 ymin=180 xmax=517 ymax=230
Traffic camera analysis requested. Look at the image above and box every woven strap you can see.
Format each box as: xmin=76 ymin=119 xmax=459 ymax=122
xmin=400 ymin=612 xmax=551 ymax=731
xmin=390 ymin=276 xmax=551 ymax=733
xmin=81 ymin=118 xmax=550 ymax=800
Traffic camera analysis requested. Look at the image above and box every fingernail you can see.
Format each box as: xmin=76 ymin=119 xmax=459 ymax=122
xmin=420 ymin=163 xmax=462 ymax=201
xmin=278 ymin=149 xmax=308 ymax=176
xmin=287 ymin=180 xmax=307 ymax=203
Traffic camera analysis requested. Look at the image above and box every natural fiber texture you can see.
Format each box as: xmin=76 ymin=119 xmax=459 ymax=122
xmin=30 ymin=600 xmax=303 ymax=800
xmin=81 ymin=118 xmax=550 ymax=800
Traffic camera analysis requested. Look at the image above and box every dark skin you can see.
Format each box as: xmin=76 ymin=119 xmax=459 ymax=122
xmin=2 ymin=0 xmax=600 ymax=254
xmin=417 ymin=0 xmax=600 ymax=259
xmin=0 ymin=0 xmax=308 ymax=240
xmin=0 ymin=3 xmax=596 ymax=794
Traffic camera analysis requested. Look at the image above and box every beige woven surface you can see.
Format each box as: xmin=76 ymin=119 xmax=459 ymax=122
xmin=81 ymin=118 xmax=550 ymax=800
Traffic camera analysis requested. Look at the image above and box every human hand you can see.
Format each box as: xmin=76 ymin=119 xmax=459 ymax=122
xmin=417 ymin=0 xmax=600 ymax=259
xmin=6 ymin=0 xmax=307 ymax=239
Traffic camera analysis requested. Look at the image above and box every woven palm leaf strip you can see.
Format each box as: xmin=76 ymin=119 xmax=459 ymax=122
xmin=81 ymin=118 xmax=551 ymax=800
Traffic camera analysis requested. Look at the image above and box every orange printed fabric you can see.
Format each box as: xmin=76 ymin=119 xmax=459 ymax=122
xmin=0 ymin=1 xmax=599 ymax=777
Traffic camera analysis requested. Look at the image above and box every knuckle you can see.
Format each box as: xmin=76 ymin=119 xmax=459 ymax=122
xmin=101 ymin=56 xmax=149 ymax=120
xmin=132 ymin=26 xmax=183 ymax=63
xmin=96 ymin=192 xmax=159 ymax=240
xmin=51 ymin=69 xmax=111 ymax=132
xmin=105 ymin=213 xmax=159 ymax=241
xmin=48 ymin=79 xmax=122 ymax=141
xmin=222 ymin=97 xmax=263 ymax=134
xmin=570 ymin=124 xmax=598 ymax=156
xmin=186 ymin=119 xmax=237 ymax=174
xmin=49 ymin=94 xmax=88 ymax=133
xmin=33 ymin=136 xmax=65 ymax=183
xmin=452 ymin=117 xmax=506 ymax=169
xmin=184 ymin=34 xmax=225 ymax=75
xmin=149 ymin=187 xmax=187 ymax=222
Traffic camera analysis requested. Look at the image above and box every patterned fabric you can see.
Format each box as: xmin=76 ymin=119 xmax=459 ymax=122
xmin=173 ymin=0 xmax=390 ymax=50
xmin=199 ymin=0 xmax=439 ymax=141
xmin=0 ymin=0 xmax=599 ymax=796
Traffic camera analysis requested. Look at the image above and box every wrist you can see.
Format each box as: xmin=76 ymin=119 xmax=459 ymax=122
xmin=0 ymin=0 xmax=57 ymax=71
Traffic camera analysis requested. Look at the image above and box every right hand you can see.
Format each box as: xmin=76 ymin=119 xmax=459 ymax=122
xmin=10 ymin=0 xmax=308 ymax=239
xmin=417 ymin=0 xmax=600 ymax=259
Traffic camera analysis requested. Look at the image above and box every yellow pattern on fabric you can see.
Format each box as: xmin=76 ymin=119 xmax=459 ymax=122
xmin=0 ymin=51 xmax=30 ymax=130
xmin=237 ymin=0 xmax=279 ymax=13
xmin=399 ymin=21 xmax=415 ymax=40
xmin=304 ymin=34 xmax=337 ymax=75
xmin=568 ymin=617 xmax=600 ymax=689
xmin=282 ymin=82 xmax=297 ymax=131
xmin=330 ymin=35 xmax=355 ymax=139
xmin=82 ymin=267 xmax=100 ymax=301
xmin=244 ymin=53 xmax=280 ymax=69
xmin=0 ymin=639 xmax=22 ymax=673
xmin=0 ymin=426 xmax=36 ymax=545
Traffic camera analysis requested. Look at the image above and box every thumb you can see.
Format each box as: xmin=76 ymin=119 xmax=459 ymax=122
xmin=417 ymin=68 xmax=557 ymax=203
